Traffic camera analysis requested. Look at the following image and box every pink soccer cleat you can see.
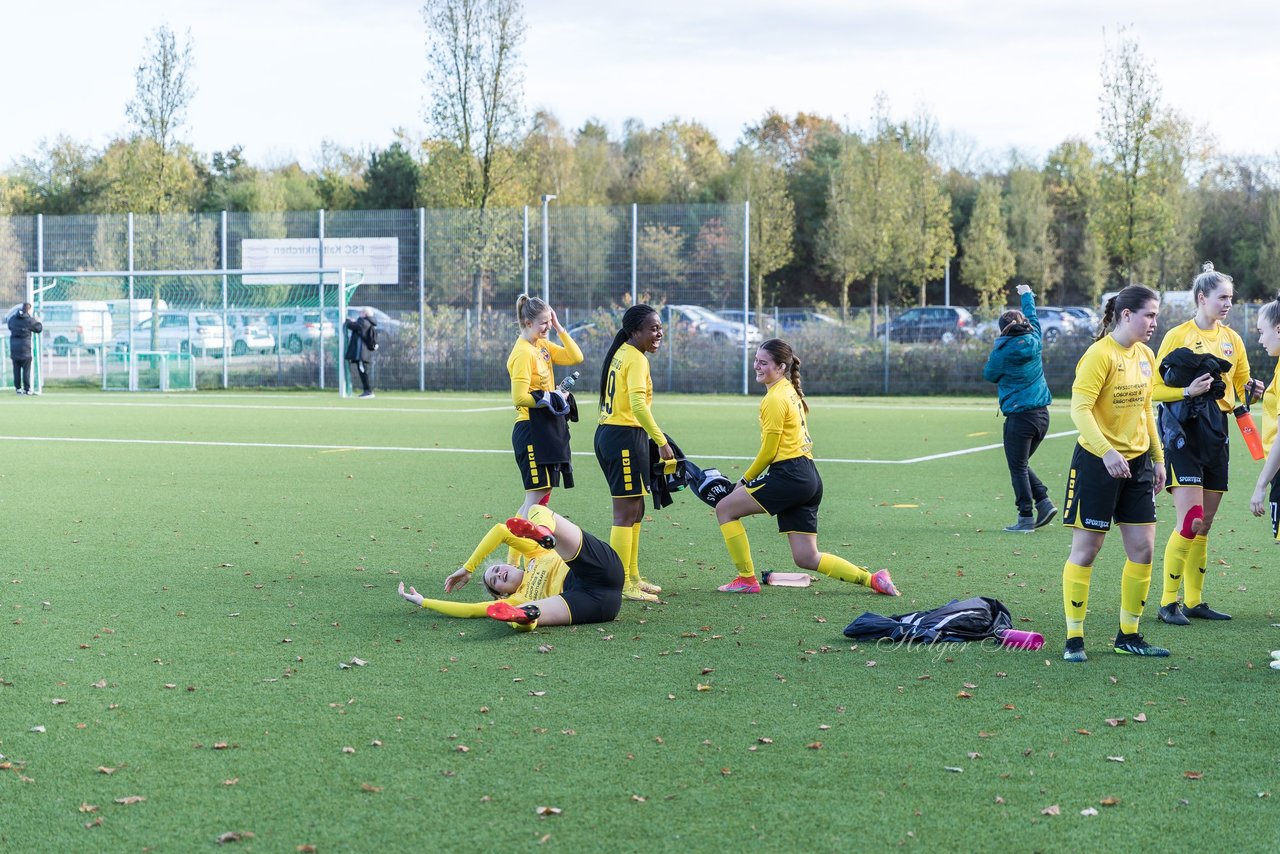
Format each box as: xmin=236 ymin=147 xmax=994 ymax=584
xmin=718 ymin=576 xmax=761 ymax=594
xmin=506 ymin=516 xmax=556 ymax=549
xmin=869 ymin=569 xmax=900 ymax=596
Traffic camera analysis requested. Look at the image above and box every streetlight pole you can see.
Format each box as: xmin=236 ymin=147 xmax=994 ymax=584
xmin=540 ymin=194 xmax=556 ymax=303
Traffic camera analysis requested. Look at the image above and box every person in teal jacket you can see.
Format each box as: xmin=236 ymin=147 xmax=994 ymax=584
xmin=983 ymin=284 xmax=1057 ymax=533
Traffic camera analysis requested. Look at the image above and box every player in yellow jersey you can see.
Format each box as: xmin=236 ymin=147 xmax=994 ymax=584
xmin=1061 ymin=285 xmax=1169 ymax=661
xmin=1152 ymin=264 xmax=1263 ymax=625
xmin=1249 ymin=296 xmax=1280 ymax=535
xmin=397 ymin=505 xmax=623 ymax=630
xmin=1247 ymin=297 xmax=1280 ymax=670
xmin=713 ymin=338 xmax=900 ymax=596
xmin=506 ymin=294 xmax=584 ymax=520
xmin=594 ymin=305 xmax=674 ymax=602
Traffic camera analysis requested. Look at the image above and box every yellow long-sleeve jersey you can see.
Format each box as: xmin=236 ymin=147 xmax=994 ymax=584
xmin=742 ymin=378 xmax=813 ymax=481
xmin=598 ymin=343 xmax=664 ymax=443
xmin=1262 ymin=360 xmax=1279 ymax=449
xmin=1151 ymin=319 xmax=1252 ymax=411
xmin=1071 ymin=335 xmax=1163 ymax=462
xmin=507 ymin=332 xmax=584 ymax=421
xmin=418 ymin=524 xmax=570 ymax=618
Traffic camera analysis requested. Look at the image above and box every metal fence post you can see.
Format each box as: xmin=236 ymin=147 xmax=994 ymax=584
xmin=883 ymin=304 xmax=890 ymax=395
xmin=220 ymin=210 xmax=229 ymax=389
xmin=128 ymin=212 xmax=136 ymax=392
xmin=318 ymin=209 xmax=325 ymax=391
xmin=742 ymin=200 xmax=750 ymax=395
xmin=419 ymin=206 xmax=426 ymax=393
xmin=630 ymin=203 xmax=638 ymax=306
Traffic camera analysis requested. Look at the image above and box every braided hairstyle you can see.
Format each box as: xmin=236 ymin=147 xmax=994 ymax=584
xmin=1191 ymin=261 xmax=1233 ymax=309
xmin=515 ymin=294 xmax=550 ymax=333
xmin=759 ymin=338 xmax=808 ymax=413
xmin=598 ymin=304 xmax=658 ymax=411
xmin=1095 ymin=285 xmax=1159 ymax=341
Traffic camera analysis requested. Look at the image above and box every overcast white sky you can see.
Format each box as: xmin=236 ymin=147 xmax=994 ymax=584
xmin=2 ymin=0 xmax=1277 ymax=171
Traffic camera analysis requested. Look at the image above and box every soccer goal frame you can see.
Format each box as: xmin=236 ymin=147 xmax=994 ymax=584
xmin=25 ymin=267 xmax=364 ymax=396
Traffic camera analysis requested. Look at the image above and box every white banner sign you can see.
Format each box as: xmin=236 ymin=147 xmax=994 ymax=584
xmin=242 ymin=238 xmax=399 ymax=285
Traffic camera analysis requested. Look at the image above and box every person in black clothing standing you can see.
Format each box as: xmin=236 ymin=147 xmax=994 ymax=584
xmin=344 ymin=307 xmax=378 ymax=398
xmin=7 ymin=303 xmax=43 ymax=395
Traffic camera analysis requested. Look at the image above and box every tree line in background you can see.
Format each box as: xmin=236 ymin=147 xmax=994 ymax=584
xmin=2 ymin=3 xmax=1279 ymax=320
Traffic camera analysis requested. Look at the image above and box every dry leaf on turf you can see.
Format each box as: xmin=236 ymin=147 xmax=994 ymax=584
xmin=114 ymin=796 xmax=146 ymax=805
xmin=1107 ymin=756 xmax=1125 ymax=763
xmin=1134 ymin=713 xmax=1147 ymax=722
xmin=361 ymin=783 xmax=383 ymax=793
xmin=1099 ymin=796 xmax=1120 ymax=806
xmin=1184 ymin=771 xmax=1204 ymax=780
xmin=1080 ymin=807 xmax=1098 ymax=816
xmin=96 ymin=766 xmax=116 ymax=775
xmin=1106 ymin=718 xmax=1126 ymax=727
xmin=1040 ymin=804 xmax=1060 ymax=816
xmin=535 ymin=806 xmax=562 ymax=816
xmin=79 ymin=803 xmax=98 ymax=813
xmin=216 ymin=831 xmax=254 ymax=843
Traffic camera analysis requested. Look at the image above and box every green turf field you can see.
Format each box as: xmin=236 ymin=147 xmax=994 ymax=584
xmin=1 ymin=391 xmax=1276 ymax=851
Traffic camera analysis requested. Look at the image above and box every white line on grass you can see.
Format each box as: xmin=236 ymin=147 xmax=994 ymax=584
xmin=1 ymin=399 xmax=511 ymax=415
xmin=0 ymin=429 xmax=1080 ymax=464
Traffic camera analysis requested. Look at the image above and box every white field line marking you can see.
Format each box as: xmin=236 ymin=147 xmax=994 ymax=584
xmin=3 ymin=399 xmax=510 ymax=415
xmin=0 ymin=429 xmax=1080 ymax=464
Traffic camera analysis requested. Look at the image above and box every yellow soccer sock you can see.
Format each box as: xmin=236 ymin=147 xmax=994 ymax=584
xmin=1183 ymin=534 xmax=1208 ymax=608
xmin=1119 ymin=559 xmax=1152 ymax=635
xmin=1062 ymin=561 xmax=1092 ymax=639
xmin=1160 ymin=530 xmax=1191 ymax=606
xmin=629 ymin=522 xmax=642 ymax=585
xmin=816 ymin=553 xmax=871 ymax=586
xmin=528 ymin=504 xmax=557 ymax=532
xmin=719 ymin=520 xmax=756 ymax=579
xmin=609 ymin=525 xmax=635 ymax=583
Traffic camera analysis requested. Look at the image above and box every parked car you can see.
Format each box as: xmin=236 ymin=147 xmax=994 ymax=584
xmin=6 ymin=300 xmax=113 ymax=355
xmin=661 ymin=304 xmax=762 ymax=344
xmin=113 ymin=311 xmax=230 ymax=355
xmin=275 ymin=311 xmax=336 ymax=354
xmin=1062 ymin=306 xmax=1102 ymax=334
xmin=886 ymin=306 xmax=976 ymax=343
xmin=226 ymin=313 xmax=276 ymax=356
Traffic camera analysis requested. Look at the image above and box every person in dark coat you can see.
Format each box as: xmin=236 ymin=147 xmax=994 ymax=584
xmin=983 ymin=285 xmax=1056 ymax=532
xmin=7 ymin=303 xmax=43 ymax=395
xmin=343 ymin=307 xmax=378 ymax=398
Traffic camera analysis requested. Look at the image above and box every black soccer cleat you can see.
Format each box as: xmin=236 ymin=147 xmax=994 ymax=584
xmin=1158 ymin=602 xmax=1191 ymax=626
xmin=1063 ymin=637 xmax=1087 ymax=663
xmin=1183 ymin=602 xmax=1231 ymax=621
xmin=1113 ymin=631 xmax=1170 ymax=657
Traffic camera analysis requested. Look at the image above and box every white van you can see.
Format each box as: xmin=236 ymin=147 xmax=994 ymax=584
xmin=5 ymin=300 xmax=114 ymax=355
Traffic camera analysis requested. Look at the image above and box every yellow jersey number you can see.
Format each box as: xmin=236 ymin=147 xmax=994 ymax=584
xmin=602 ymin=367 xmax=618 ymax=415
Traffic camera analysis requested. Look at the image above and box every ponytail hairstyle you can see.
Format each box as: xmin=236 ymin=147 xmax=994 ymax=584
xmin=516 ymin=294 xmax=550 ymax=333
xmin=1259 ymin=292 xmax=1280 ymax=330
xmin=1191 ymin=261 xmax=1233 ymax=309
xmin=759 ymin=338 xmax=808 ymax=413
xmin=1095 ymin=284 xmax=1159 ymax=341
xmin=598 ymin=304 xmax=658 ymax=410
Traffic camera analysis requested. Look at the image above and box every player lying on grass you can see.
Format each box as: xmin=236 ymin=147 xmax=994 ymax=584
xmin=397 ymin=505 xmax=623 ymax=631
xmin=713 ymin=337 xmax=900 ymax=597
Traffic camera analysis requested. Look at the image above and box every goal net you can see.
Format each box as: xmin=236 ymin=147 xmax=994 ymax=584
xmin=24 ymin=268 xmax=362 ymax=394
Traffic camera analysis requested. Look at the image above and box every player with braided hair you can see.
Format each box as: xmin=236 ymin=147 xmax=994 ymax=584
xmin=713 ymin=338 xmax=900 ymax=597
xmin=594 ymin=304 xmax=674 ymax=601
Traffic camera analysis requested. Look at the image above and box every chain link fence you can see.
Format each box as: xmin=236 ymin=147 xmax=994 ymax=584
xmin=1 ymin=206 xmax=1271 ymax=395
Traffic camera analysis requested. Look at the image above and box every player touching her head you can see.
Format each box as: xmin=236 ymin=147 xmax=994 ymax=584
xmin=397 ymin=506 xmax=623 ymax=631
xmin=713 ymin=338 xmax=899 ymax=597
xmin=506 ymin=294 xmax=583 ymax=522
xmin=1151 ymin=263 xmax=1262 ymax=625
xmin=594 ymin=304 xmax=673 ymax=602
xmin=1060 ymin=285 xmax=1168 ymax=662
